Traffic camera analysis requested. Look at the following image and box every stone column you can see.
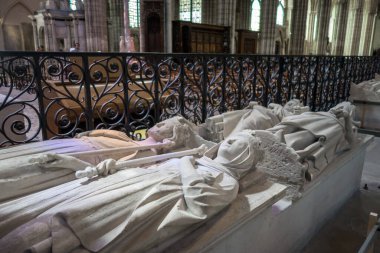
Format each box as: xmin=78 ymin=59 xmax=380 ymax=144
xmin=164 ymin=0 xmax=173 ymax=52
xmin=50 ymin=17 xmax=57 ymax=51
xmin=0 ymin=17 xmax=4 ymax=50
xmin=44 ymin=15 xmax=50 ymax=51
xmin=138 ymin=0 xmax=145 ymax=52
xmin=31 ymin=17 xmax=39 ymax=50
xmin=259 ymin=0 xmax=278 ymax=54
xmin=344 ymin=0 xmax=364 ymax=55
xmin=66 ymin=21 xmax=72 ymax=51
xmin=285 ymin=0 xmax=293 ymax=39
xmin=71 ymin=14 xmax=79 ymax=45
xmin=314 ymin=0 xmax=332 ymax=55
xmin=330 ymin=0 xmax=348 ymax=55
xmin=288 ymin=0 xmax=308 ymax=55
xmin=108 ymin=0 xmax=124 ymax=52
xmin=84 ymin=0 xmax=109 ymax=51
xmin=219 ymin=0 xmax=237 ymax=53
xmin=359 ymin=0 xmax=378 ymax=56
xmin=304 ymin=0 xmax=318 ymax=54
xmin=235 ymin=0 xmax=251 ymax=30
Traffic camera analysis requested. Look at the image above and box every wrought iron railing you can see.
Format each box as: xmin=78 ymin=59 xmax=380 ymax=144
xmin=0 ymin=51 xmax=379 ymax=147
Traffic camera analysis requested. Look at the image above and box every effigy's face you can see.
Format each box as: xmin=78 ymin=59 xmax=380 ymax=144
xmin=218 ymin=135 xmax=250 ymax=161
xmin=148 ymin=122 xmax=175 ymax=142
xmin=147 ymin=117 xmax=181 ymax=142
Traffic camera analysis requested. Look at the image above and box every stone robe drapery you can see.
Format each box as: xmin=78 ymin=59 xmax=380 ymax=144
xmin=223 ymin=106 xmax=281 ymax=138
xmin=267 ymin=111 xmax=351 ymax=170
xmin=0 ymin=157 xmax=239 ymax=253
xmin=0 ymin=130 xmax=139 ymax=202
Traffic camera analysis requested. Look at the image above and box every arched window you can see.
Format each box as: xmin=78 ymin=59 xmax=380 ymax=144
xmin=276 ymin=0 xmax=285 ymax=26
xmin=250 ymin=0 xmax=261 ymax=31
xmin=69 ymin=0 xmax=77 ymax=10
xmin=129 ymin=0 xmax=140 ymax=28
xmin=179 ymin=0 xmax=202 ymax=23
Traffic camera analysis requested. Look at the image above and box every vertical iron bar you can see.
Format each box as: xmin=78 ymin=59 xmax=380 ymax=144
xmin=288 ymin=56 xmax=294 ymax=101
xmin=264 ymin=56 xmax=270 ymax=106
xmin=153 ymin=55 xmax=161 ymax=123
xmin=311 ymin=57 xmax=319 ymax=111
xmin=201 ymin=56 xmax=208 ymax=122
xmin=276 ymin=56 xmax=283 ymax=104
xmin=33 ymin=54 xmax=48 ymax=140
xmin=121 ymin=54 xmax=131 ymax=136
xmin=221 ymin=56 xmax=227 ymax=113
xmin=82 ymin=54 xmax=95 ymax=130
xmin=303 ymin=56 xmax=310 ymax=106
xmin=237 ymin=56 xmax=243 ymax=109
xmin=179 ymin=56 xmax=185 ymax=117
xmin=252 ymin=56 xmax=258 ymax=102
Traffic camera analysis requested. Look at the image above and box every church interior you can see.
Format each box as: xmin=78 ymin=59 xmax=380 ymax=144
xmin=0 ymin=0 xmax=380 ymax=252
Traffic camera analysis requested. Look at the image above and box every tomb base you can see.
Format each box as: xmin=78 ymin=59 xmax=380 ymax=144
xmin=164 ymin=135 xmax=373 ymax=253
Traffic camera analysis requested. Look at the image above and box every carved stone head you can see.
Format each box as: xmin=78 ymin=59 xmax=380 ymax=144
xmin=214 ymin=130 xmax=264 ymax=179
xmin=147 ymin=116 xmax=197 ymax=143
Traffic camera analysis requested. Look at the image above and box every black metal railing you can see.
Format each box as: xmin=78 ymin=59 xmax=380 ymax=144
xmin=0 ymin=51 xmax=379 ymax=147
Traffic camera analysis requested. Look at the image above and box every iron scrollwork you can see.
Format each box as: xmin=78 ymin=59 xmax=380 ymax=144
xmin=0 ymin=52 xmax=379 ymax=147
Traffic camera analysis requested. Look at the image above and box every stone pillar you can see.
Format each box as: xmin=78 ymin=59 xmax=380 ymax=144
xmin=330 ymin=0 xmax=348 ymax=55
xmin=123 ymin=0 xmax=137 ymax=52
xmin=259 ymin=0 xmax=278 ymax=54
xmin=0 ymin=17 xmax=4 ymax=50
xmin=315 ymin=0 xmax=332 ymax=55
xmin=108 ymin=0 xmax=124 ymax=52
xmin=285 ymin=0 xmax=293 ymax=39
xmin=344 ymin=0 xmax=364 ymax=55
xmin=215 ymin=0 xmax=237 ymax=53
xmin=50 ymin=17 xmax=57 ymax=51
xmin=164 ymin=0 xmax=173 ymax=52
xmin=31 ymin=17 xmax=39 ymax=50
xmin=288 ymin=0 xmax=308 ymax=55
xmin=84 ymin=0 xmax=109 ymax=51
xmin=304 ymin=0 xmax=318 ymax=54
xmin=139 ymin=0 xmax=145 ymax=52
xmin=44 ymin=15 xmax=50 ymax=51
xmin=66 ymin=21 xmax=72 ymax=51
xmin=359 ymin=0 xmax=378 ymax=56
xmin=71 ymin=14 xmax=79 ymax=45
xmin=235 ymin=0 xmax=251 ymax=30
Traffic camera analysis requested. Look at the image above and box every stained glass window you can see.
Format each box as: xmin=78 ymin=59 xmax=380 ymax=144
xmin=70 ymin=0 xmax=77 ymax=10
xmin=250 ymin=0 xmax=261 ymax=31
xmin=276 ymin=0 xmax=285 ymax=26
xmin=129 ymin=0 xmax=140 ymax=28
xmin=179 ymin=0 xmax=202 ymax=23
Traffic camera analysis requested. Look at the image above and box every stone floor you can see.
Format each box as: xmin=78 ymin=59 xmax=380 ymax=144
xmin=303 ymin=137 xmax=380 ymax=253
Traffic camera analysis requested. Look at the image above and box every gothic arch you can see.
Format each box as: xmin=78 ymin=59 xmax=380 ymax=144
xmin=3 ymin=1 xmax=33 ymax=22
xmin=2 ymin=1 xmax=34 ymax=51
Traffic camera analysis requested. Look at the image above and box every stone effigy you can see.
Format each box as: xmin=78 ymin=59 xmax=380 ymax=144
xmin=0 ymin=100 xmax=364 ymax=252
xmin=0 ymin=130 xmax=264 ymax=253
xmin=349 ymin=79 xmax=380 ymax=102
xmin=0 ymin=117 xmax=213 ymax=201
xmin=201 ymin=99 xmax=309 ymax=142
xmin=267 ymin=101 xmax=358 ymax=179
xmin=349 ymin=77 xmax=380 ymax=133
xmin=0 ymin=130 xmax=141 ymax=201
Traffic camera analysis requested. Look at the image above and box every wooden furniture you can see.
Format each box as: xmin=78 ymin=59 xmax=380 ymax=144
xmin=236 ymin=29 xmax=259 ymax=54
xmin=172 ymin=21 xmax=230 ymax=53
